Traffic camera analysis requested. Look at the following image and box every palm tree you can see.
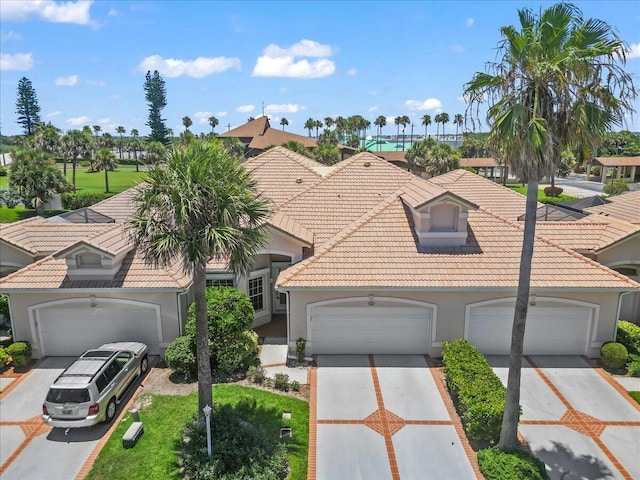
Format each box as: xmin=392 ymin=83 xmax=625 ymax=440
xmin=62 ymin=129 xmax=92 ymax=192
xmin=324 ymin=117 xmax=334 ymax=129
xmin=421 ymin=143 xmax=460 ymax=177
xmin=453 ymin=114 xmax=463 ymax=142
xmin=128 ymin=140 xmax=269 ymax=426
xmin=399 ymin=115 xmax=410 ymax=151
xmin=439 ymin=113 xmax=450 ymax=139
xmin=94 ymin=147 xmax=117 ymax=193
xmin=315 ymin=120 xmax=323 ymax=138
xmin=146 ymin=141 xmax=167 ymax=165
xmin=304 ymin=118 xmax=315 ymax=137
xmin=182 ymin=116 xmax=192 ymax=132
xmin=394 ymin=116 xmax=401 ymax=151
xmin=421 ymin=114 xmax=432 ymax=140
xmin=208 ymin=116 xmax=219 ymax=134
xmin=464 ymin=2 xmax=636 ymax=450
xmin=92 ymin=125 xmax=102 ymax=138
xmin=128 ymin=137 xmax=143 ymax=172
xmin=374 ymin=115 xmax=387 ymax=151
xmin=116 ymin=126 xmax=126 ymax=159
xmin=405 ymin=141 xmax=428 ymax=174
xmin=280 ymin=118 xmax=289 ymax=131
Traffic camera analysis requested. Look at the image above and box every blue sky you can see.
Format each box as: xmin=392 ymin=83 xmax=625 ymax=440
xmin=1 ymin=1 xmax=639 ymax=138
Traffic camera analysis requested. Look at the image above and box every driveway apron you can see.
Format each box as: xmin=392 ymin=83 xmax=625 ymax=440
xmin=311 ymin=354 xmax=480 ymax=480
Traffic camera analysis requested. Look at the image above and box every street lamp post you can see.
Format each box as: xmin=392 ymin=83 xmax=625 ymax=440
xmin=203 ymin=404 xmax=212 ymax=458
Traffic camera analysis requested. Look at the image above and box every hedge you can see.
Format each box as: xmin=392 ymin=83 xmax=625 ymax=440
xmin=61 ymin=192 xmax=113 ymax=210
xmin=478 ymin=446 xmax=549 ymax=480
xmin=441 ymin=339 xmax=507 ymax=443
xmin=617 ymin=320 xmax=640 ymax=356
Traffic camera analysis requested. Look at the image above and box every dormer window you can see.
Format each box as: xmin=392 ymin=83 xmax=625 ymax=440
xmin=429 ymin=204 xmax=459 ymax=232
xmin=76 ymin=252 xmax=102 ymax=268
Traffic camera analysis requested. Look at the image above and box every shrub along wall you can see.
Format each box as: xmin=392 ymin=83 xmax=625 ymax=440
xmin=617 ymin=320 xmax=640 ymax=356
xmin=442 ymin=339 xmax=507 ymax=443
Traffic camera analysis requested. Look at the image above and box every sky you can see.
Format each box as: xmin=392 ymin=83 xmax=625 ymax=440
xmin=1 ymin=0 xmax=639 ymax=138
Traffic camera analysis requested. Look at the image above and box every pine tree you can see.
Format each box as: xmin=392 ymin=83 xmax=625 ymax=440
xmin=143 ymin=70 xmax=169 ymax=144
xmin=15 ymin=77 xmax=41 ymax=136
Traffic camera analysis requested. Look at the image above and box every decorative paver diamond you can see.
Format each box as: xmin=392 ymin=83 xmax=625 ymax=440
xmin=364 ymin=408 xmax=405 ymax=436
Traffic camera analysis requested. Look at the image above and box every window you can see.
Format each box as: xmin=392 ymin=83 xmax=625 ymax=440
xmin=76 ymin=252 xmax=102 ymax=268
xmin=206 ymin=278 xmax=234 ymax=288
xmin=103 ymin=360 xmax=122 ymax=382
xmin=248 ymin=276 xmax=264 ymax=312
xmin=95 ymin=374 xmax=108 ymax=393
xmin=46 ymin=388 xmax=90 ymax=404
xmin=115 ymin=352 xmax=132 ymax=368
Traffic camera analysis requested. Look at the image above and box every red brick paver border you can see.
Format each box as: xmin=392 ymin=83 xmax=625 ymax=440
xmin=307 ymin=367 xmax=317 ymax=480
xmin=0 ymin=415 xmax=52 ymax=477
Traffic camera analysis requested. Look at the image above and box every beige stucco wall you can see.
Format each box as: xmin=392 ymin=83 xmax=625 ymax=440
xmin=286 ymin=289 xmax=624 ymax=358
xmin=0 ymin=242 xmax=34 ymax=276
xmin=596 ymin=236 xmax=640 ymax=268
xmin=7 ymin=290 xmax=183 ymax=358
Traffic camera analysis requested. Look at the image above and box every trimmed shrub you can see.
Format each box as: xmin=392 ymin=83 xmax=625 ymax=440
xmin=543 ymin=186 xmax=563 ymax=197
xmin=7 ymin=341 xmax=32 ymax=367
xmin=478 ymin=446 xmax=549 ymax=480
xmin=215 ymin=330 xmax=259 ymax=374
xmin=617 ymin=320 xmax=640 ymax=356
xmin=0 ymin=346 xmax=9 ymax=368
xmin=61 ymin=192 xmax=113 ymax=210
xmin=296 ymin=338 xmax=306 ymax=362
xmin=603 ymin=179 xmax=630 ymax=196
xmin=273 ymin=373 xmax=290 ymax=392
xmin=627 ymin=361 xmax=640 ymax=378
xmin=442 ymin=339 xmax=506 ymax=442
xmin=164 ymin=335 xmax=196 ymax=379
xmin=181 ymin=403 xmax=288 ymax=480
xmin=600 ymin=342 xmax=628 ymax=369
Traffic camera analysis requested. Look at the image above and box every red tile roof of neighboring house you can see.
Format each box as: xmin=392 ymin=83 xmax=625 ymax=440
xmin=218 ymin=116 xmax=269 ymax=139
xmin=583 ymin=191 xmax=640 ymax=224
xmin=594 ymin=157 xmax=640 ymax=167
xmin=536 ymin=219 xmax=640 ymax=253
xmin=458 ymin=158 xmax=499 ymax=168
xmin=248 ymin=129 xmax=317 ymax=150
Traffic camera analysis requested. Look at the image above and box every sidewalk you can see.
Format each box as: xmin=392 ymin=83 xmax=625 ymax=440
xmin=258 ymin=344 xmax=308 ymax=384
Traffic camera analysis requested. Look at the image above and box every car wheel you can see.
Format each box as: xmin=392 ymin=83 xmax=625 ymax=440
xmin=140 ymin=355 xmax=149 ymax=374
xmin=105 ymin=398 xmax=117 ymax=423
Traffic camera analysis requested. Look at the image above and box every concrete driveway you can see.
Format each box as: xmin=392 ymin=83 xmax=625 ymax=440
xmin=310 ymin=355 xmax=640 ymax=480
xmin=0 ymin=357 xmax=143 ymax=480
xmin=311 ymin=355 xmax=480 ymax=480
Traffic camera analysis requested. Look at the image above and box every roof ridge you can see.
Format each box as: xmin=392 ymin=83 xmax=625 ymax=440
xmin=278 ymin=192 xmax=403 ymax=286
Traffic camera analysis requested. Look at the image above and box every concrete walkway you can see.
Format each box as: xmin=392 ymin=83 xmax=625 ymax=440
xmin=258 ymin=344 xmax=308 ymax=384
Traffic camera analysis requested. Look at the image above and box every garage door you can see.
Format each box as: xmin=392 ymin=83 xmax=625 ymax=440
xmin=35 ymin=301 xmax=160 ymax=356
xmin=467 ymin=306 xmax=593 ymax=355
xmin=311 ymin=306 xmax=432 ymax=354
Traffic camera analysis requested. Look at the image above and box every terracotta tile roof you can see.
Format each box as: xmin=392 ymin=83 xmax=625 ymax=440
xmin=91 ymin=187 xmax=141 ymax=223
xmin=372 ymin=151 xmax=408 ymax=162
xmin=458 ymin=158 xmax=499 ymax=168
xmin=536 ymin=220 xmax=640 ymax=252
xmin=248 ymin=128 xmax=317 ymax=150
xmin=584 ymin=191 xmax=640 ymax=224
xmin=0 ymin=217 xmax=115 ymax=256
xmin=54 ymin=224 xmax=132 ymax=258
xmin=0 ymin=250 xmax=191 ymax=291
xmin=430 ymin=169 xmax=538 ymax=220
xmin=594 ymin=157 xmax=640 ymax=167
xmin=277 ymin=196 xmax=638 ymax=290
xmin=276 ymin=152 xmax=416 ymax=246
xmin=268 ymin=211 xmax=313 ymax=245
xmin=218 ymin=116 xmax=269 ymax=138
xmin=398 ymin=177 xmax=477 ymax=210
xmin=243 ymin=146 xmax=326 ymax=206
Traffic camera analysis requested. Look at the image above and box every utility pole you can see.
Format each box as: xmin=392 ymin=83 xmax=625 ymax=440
xmin=226 ymin=123 xmax=231 ymax=132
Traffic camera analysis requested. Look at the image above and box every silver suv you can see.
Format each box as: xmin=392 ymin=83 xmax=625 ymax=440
xmin=42 ymin=342 xmax=149 ymax=428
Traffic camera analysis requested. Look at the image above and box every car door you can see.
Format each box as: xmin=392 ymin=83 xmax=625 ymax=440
xmin=115 ymin=351 xmax=137 ymax=389
xmin=102 ymin=359 xmax=125 ymax=399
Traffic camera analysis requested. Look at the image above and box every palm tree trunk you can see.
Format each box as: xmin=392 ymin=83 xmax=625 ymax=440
xmin=134 ymin=150 xmax=139 ymax=172
xmin=193 ymin=264 xmax=213 ymax=427
xmin=499 ymin=179 xmax=538 ymax=450
xmin=72 ymin=157 xmax=77 ymax=193
xmin=104 ymin=167 xmax=110 ymax=193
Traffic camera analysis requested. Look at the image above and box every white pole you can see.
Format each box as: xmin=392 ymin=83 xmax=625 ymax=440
xmin=203 ymin=404 xmax=212 ymax=457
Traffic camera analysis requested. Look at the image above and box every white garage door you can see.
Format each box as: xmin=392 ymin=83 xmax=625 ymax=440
xmin=311 ymin=306 xmax=432 ymax=354
xmin=467 ymin=306 xmax=593 ymax=355
xmin=35 ymin=301 xmax=160 ymax=356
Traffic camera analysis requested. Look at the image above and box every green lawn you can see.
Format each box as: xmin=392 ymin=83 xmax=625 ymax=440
xmin=630 ymin=391 xmax=640 ymax=405
xmin=85 ymin=385 xmax=309 ymax=480
xmin=506 ymin=184 xmax=578 ymax=203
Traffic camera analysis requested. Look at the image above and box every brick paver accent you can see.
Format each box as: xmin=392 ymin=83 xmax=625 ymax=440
xmin=523 ymin=356 xmax=639 ymax=480
xmin=307 ymin=367 xmax=317 ymax=480
xmin=0 ymin=415 xmax=52 ymax=477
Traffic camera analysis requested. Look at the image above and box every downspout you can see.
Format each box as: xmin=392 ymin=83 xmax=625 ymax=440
xmin=613 ymin=291 xmax=627 ymax=345
xmin=176 ymin=289 xmax=190 ymax=337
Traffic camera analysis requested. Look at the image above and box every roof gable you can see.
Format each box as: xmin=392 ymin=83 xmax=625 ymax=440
xmin=218 ymin=116 xmax=269 ymax=138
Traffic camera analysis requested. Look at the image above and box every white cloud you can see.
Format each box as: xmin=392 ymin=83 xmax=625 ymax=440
xmin=193 ymin=111 xmax=212 ymax=123
xmin=0 ymin=30 xmax=22 ymax=41
xmin=137 ymin=54 xmax=241 ymax=78
xmin=108 ymin=7 xmax=118 ymax=16
xmin=279 ymin=87 xmax=289 ymax=94
xmin=55 ymin=75 xmax=78 ymax=86
xmin=457 ymin=95 xmax=466 ymax=103
xmin=46 ymin=111 xmax=61 ymax=118
xmin=264 ymin=104 xmax=304 ymax=114
xmin=0 ymin=52 xmax=33 ymax=70
xmin=386 ymin=116 xmax=396 ymax=124
xmin=466 ymin=18 xmax=475 ymax=28
xmin=405 ymin=98 xmax=443 ymax=111
xmin=347 ymin=68 xmax=357 ymax=76
xmin=0 ymin=1 xmax=94 ymax=25
xmin=98 ymin=117 xmax=110 ymax=124
xmin=236 ymin=104 xmax=255 ymax=113
xmin=66 ymin=116 xmax=91 ymax=126
xmin=86 ymin=79 xmax=106 ymax=87
xmin=217 ymin=111 xmax=227 ymax=117
xmin=628 ymin=43 xmax=640 ymax=59
xmin=449 ymin=44 xmax=464 ymax=53
xmin=368 ymin=106 xmax=378 ymax=112
xmin=263 ymin=39 xmax=335 ymax=58
xmin=253 ymin=39 xmax=336 ymax=78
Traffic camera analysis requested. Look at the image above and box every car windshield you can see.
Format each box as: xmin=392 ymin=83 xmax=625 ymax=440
xmin=46 ymin=388 xmax=90 ymax=404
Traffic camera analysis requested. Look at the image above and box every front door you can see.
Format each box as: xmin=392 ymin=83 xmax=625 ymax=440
xmin=271 ymin=262 xmax=290 ymax=313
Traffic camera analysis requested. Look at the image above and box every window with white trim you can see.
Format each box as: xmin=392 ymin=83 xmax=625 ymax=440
xmin=248 ymin=276 xmax=264 ymax=312
xmin=205 ymin=274 xmax=234 ymax=288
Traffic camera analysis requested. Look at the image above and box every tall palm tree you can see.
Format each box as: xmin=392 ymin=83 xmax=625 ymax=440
xmin=374 ymin=115 xmax=386 ymax=151
xmin=62 ymin=129 xmax=92 ymax=192
xmin=453 ymin=114 xmax=463 ymax=141
xmin=465 ymin=2 xmax=636 ymax=450
xmin=116 ymin=126 xmax=126 ymax=159
xmin=405 ymin=141 xmax=428 ymax=174
xmin=182 ymin=116 xmax=192 ymax=132
xmin=280 ymin=117 xmax=289 ymax=131
xmin=208 ymin=116 xmax=219 ymax=134
xmin=315 ymin=120 xmax=323 ymax=138
xmin=434 ymin=113 xmax=442 ymax=142
xmin=399 ymin=115 xmax=410 ymax=151
xmin=421 ymin=114 xmax=432 ymax=140
xmin=146 ymin=141 xmax=167 ymax=165
xmin=394 ymin=116 xmax=401 ymax=151
xmin=304 ymin=118 xmax=315 ymax=137
xmin=128 ymin=137 xmax=143 ymax=172
xmin=94 ymin=147 xmax=117 ymax=193
xmin=92 ymin=125 xmax=101 ymax=138
xmin=324 ymin=117 xmax=334 ymax=129
xmin=129 ymin=141 xmax=270 ymax=425
xmin=439 ymin=112 xmax=450 ymax=139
